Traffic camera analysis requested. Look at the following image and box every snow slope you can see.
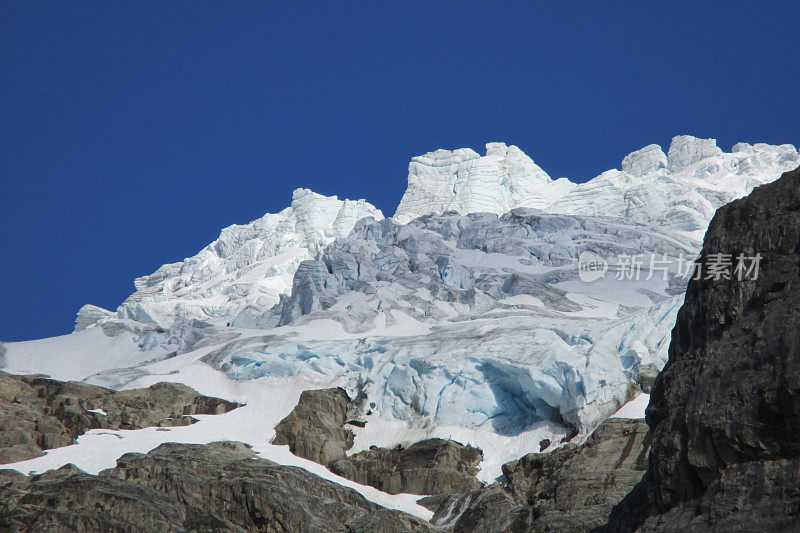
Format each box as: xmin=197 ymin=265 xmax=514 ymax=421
xmin=3 ymin=325 xmax=170 ymax=381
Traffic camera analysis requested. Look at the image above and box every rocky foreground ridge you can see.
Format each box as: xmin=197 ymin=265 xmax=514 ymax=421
xmin=0 ymin=441 xmax=436 ymax=532
xmin=0 ymin=377 xmax=651 ymax=532
xmin=0 ymin=371 xmax=240 ymax=463
xmin=424 ymin=418 xmax=649 ymax=532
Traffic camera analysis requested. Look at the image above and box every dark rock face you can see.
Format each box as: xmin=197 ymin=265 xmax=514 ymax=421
xmin=434 ymin=484 xmax=523 ymax=532
xmin=0 ymin=370 xmax=240 ymax=464
xmin=606 ymin=165 xmax=800 ymax=531
xmin=271 ymin=387 xmax=355 ymax=465
xmin=0 ymin=441 xmax=438 ymax=532
xmin=633 ymin=459 xmax=800 ymax=532
xmin=431 ymin=418 xmax=650 ymax=532
xmin=329 ymin=438 xmax=483 ymax=496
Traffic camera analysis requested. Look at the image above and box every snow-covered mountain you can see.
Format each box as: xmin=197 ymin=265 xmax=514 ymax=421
xmin=395 ymin=136 xmax=797 ymax=242
xmin=114 ymin=188 xmax=383 ymax=328
xmin=2 ymin=134 xmax=797 ymax=483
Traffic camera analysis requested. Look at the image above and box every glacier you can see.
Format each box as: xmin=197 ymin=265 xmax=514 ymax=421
xmin=203 ymin=210 xmax=691 ymax=433
xmin=395 ymin=136 xmax=797 ymax=242
xmin=116 ymin=188 xmax=383 ymax=328
xmin=2 ymin=134 xmax=798 ymax=460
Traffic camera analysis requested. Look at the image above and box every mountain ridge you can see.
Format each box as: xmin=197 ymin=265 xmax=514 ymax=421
xmin=76 ymin=134 xmax=798 ymax=331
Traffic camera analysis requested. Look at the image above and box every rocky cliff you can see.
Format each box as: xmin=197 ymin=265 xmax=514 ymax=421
xmin=606 ymin=165 xmax=800 ymax=531
xmin=428 ymin=418 xmax=650 ymax=532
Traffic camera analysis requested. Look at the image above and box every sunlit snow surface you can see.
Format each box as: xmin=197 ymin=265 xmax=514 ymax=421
xmin=116 ymin=188 xmax=383 ymax=328
xmin=394 ymin=138 xmax=798 ymax=242
xmin=3 ymin=326 xmax=170 ymax=381
xmin=611 ymin=393 xmax=650 ymax=419
xmin=1 ymin=135 xmax=797 ymax=517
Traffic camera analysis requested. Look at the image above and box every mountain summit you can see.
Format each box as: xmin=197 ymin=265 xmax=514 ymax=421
xmin=396 ymin=136 xmax=797 ymax=239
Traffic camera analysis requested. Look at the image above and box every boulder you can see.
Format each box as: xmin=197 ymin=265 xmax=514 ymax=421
xmin=271 ymin=387 xmax=354 ymax=465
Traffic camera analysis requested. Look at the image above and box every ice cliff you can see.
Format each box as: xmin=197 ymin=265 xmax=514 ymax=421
xmin=210 ymin=210 xmax=691 ymax=433
xmin=395 ymin=136 xmax=797 ymax=242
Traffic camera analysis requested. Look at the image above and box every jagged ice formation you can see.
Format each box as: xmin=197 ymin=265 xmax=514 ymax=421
xmin=3 ymin=135 xmax=797 ymax=445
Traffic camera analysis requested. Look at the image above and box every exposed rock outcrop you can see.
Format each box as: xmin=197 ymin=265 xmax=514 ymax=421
xmin=0 ymin=371 xmax=240 ymax=464
xmin=606 ymin=165 xmax=800 ymax=531
xmin=271 ymin=387 xmax=355 ymax=466
xmin=429 ymin=418 xmax=650 ymax=532
xmin=329 ymin=438 xmax=483 ymax=496
xmin=272 ymin=388 xmax=483 ymax=497
xmin=0 ymin=441 xmax=438 ymax=532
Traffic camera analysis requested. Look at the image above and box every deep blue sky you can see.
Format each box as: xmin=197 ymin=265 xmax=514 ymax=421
xmin=2 ymin=2 xmax=798 ymax=341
